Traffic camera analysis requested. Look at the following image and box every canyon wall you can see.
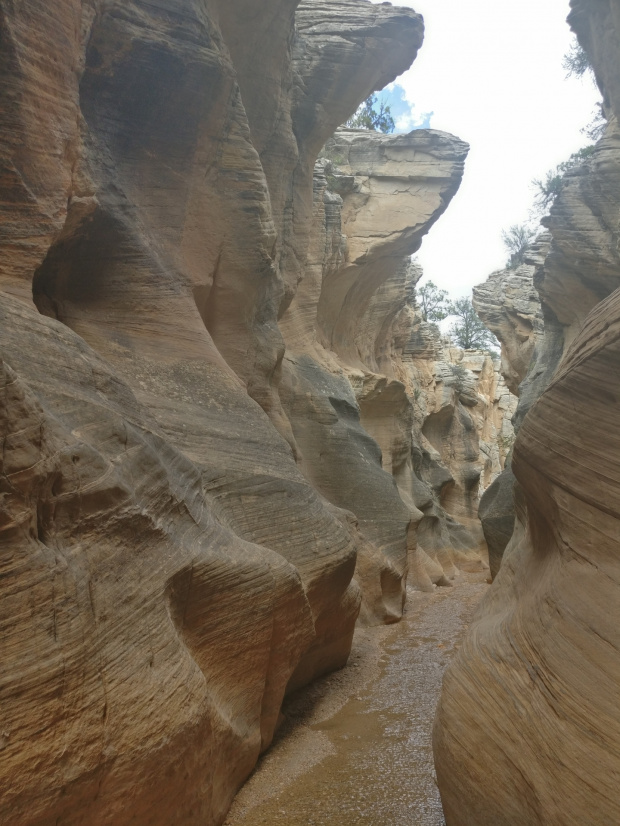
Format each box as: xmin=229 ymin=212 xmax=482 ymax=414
xmin=0 ymin=0 xmax=505 ymax=823
xmin=390 ymin=305 xmax=515 ymax=592
xmin=434 ymin=1 xmax=620 ymax=823
xmin=472 ymin=253 xmax=547 ymax=576
xmin=279 ymin=127 xmax=474 ymax=623
xmin=281 ymin=133 xmax=515 ymax=609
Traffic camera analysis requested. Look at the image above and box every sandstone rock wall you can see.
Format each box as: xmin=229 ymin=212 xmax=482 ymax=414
xmin=459 ymin=349 xmax=516 ymax=492
xmin=0 ymin=0 xmax=480 ymax=822
xmin=399 ymin=316 xmax=515 ymax=590
xmin=0 ymin=0 xmax=522 ymax=820
xmin=434 ymin=2 xmax=620 ymax=822
xmin=287 ymin=126 xmax=521 ymax=602
xmin=473 ymin=247 xmax=548 ymax=577
xmin=472 ymin=259 xmax=545 ymax=397
xmin=278 ymin=128 xmax=503 ymax=617
xmin=474 ymin=95 xmax=620 ymax=578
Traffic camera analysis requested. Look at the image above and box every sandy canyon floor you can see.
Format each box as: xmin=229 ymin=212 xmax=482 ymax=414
xmin=224 ymin=573 xmax=488 ymax=826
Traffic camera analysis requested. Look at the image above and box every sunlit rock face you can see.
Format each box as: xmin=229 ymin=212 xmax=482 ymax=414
xmin=434 ymin=2 xmax=620 ymax=822
xmin=279 ymin=131 xmax=479 ymax=618
xmin=281 ymin=159 xmax=517 ymax=604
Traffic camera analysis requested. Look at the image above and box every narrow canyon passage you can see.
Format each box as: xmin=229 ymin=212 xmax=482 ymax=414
xmin=225 ymin=574 xmax=488 ymax=826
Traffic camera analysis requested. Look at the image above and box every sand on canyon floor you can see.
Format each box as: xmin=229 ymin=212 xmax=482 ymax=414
xmin=224 ymin=572 xmax=488 ymax=826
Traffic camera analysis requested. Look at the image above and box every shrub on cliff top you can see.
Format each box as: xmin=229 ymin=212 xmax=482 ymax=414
xmin=501 ymin=223 xmax=537 ymax=269
xmin=417 ymin=280 xmax=450 ymax=322
xmin=532 ymin=145 xmax=596 ymax=215
xmin=447 ymin=297 xmax=499 ymax=354
xmin=563 ymin=41 xmax=593 ymax=79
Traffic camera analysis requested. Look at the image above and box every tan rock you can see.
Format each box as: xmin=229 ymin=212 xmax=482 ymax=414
xmin=0 ymin=0 xmax=431 ymax=821
xmin=434 ymin=2 xmax=620 ymax=821
xmin=474 ymin=236 xmax=556 ymax=577
xmin=1 ymin=0 xmax=514 ymax=820
xmin=457 ymin=350 xmax=517 ymax=493
xmin=473 ymin=262 xmax=544 ymax=396
xmin=404 ymin=334 xmax=515 ymax=583
xmin=473 ymin=18 xmax=620 ymax=581
xmin=0 ymin=295 xmax=318 ymax=825
xmin=434 ymin=289 xmax=620 ymax=826
xmin=279 ymin=131 xmax=470 ymax=616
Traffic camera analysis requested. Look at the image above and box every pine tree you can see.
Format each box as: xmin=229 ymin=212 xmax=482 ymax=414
xmin=345 ymin=94 xmax=395 ymax=133
xmin=448 ymin=298 xmax=498 ymax=352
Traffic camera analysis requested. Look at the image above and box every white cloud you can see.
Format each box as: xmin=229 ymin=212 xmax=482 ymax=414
xmin=394 ymin=108 xmax=432 ymax=131
xmin=395 ymin=112 xmax=415 ymax=131
xmin=369 ymin=0 xmax=600 ymax=296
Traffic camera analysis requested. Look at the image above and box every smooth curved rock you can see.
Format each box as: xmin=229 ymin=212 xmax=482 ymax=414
xmin=473 ymin=262 xmax=544 ymax=397
xmin=0 ymin=0 xmax=430 ymax=821
xmin=0 ymin=294 xmax=320 ymax=825
xmin=278 ymin=132 xmax=515 ymax=603
xmin=435 ymin=2 xmax=620 ymax=821
xmin=279 ymin=130 xmax=471 ymax=618
xmin=476 ymin=466 xmax=516 ymax=579
xmin=434 ymin=289 xmax=620 ymax=825
xmin=0 ymin=0 xmax=514 ymax=820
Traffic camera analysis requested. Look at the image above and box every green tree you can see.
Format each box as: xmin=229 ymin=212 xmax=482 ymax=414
xmin=447 ymin=297 xmax=498 ymax=352
xmin=582 ymin=103 xmax=606 ymax=141
xmin=417 ymin=280 xmax=450 ymax=322
xmin=531 ymin=170 xmax=565 ymax=215
xmin=501 ymin=223 xmax=537 ymax=269
xmin=532 ymin=146 xmax=596 ymax=215
xmin=562 ymin=40 xmax=606 ymax=141
xmin=562 ymin=40 xmax=593 ymax=79
xmin=345 ymin=94 xmax=395 ymax=133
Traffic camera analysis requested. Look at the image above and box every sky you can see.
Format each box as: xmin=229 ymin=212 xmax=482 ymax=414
xmin=369 ymin=0 xmax=600 ymax=298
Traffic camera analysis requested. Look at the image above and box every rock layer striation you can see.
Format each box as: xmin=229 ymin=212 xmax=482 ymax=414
xmin=434 ymin=2 xmax=620 ymax=823
xmin=0 ymin=0 xmax=480 ymax=823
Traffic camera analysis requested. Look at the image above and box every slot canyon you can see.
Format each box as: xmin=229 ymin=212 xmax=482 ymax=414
xmin=0 ymin=0 xmax=618 ymax=824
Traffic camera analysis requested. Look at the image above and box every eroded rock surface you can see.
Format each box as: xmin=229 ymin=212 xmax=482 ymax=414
xmin=434 ymin=2 xmax=620 ymax=822
xmin=475 ymin=76 xmax=620 ymax=579
xmin=279 ymin=130 xmax=483 ymax=618
xmin=473 ymin=261 xmax=544 ymax=397
xmin=280 ymin=126 xmax=520 ymax=604
xmin=0 ymin=0 xmax=478 ymax=822
xmin=401 ymin=320 xmax=515 ymax=590
xmin=473 ymin=251 xmax=547 ymax=576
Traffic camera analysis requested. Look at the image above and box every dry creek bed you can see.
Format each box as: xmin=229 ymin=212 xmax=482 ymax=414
xmin=224 ymin=572 xmax=488 ymax=826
